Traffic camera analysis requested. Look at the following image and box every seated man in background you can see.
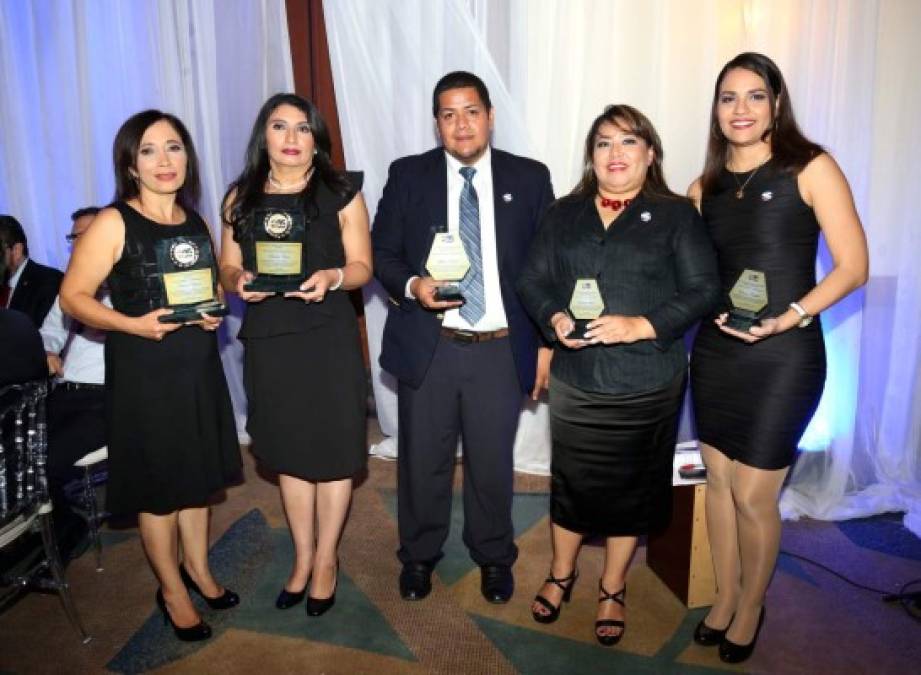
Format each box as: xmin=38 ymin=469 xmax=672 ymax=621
xmin=0 ymin=214 xmax=63 ymax=327
xmin=40 ymin=207 xmax=105 ymax=560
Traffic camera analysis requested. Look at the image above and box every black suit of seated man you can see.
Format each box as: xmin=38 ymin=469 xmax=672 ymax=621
xmin=0 ymin=214 xmax=62 ymax=327
xmin=372 ymin=71 xmax=554 ymax=603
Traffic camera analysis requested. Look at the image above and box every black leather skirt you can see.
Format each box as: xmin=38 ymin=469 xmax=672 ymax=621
xmin=548 ymin=373 xmax=686 ymax=536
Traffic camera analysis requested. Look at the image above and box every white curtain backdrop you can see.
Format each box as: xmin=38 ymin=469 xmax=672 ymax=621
xmin=0 ymin=0 xmax=294 ymax=434
xmin=326 ymin=0 xmax=921 ymax=534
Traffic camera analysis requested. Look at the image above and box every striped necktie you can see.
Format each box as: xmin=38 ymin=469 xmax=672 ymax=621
xmin=458 ymin=166 xmax=485 ymax=325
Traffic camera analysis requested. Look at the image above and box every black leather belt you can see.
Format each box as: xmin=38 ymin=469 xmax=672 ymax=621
xmin=440 ymin=327 xmax=509 ymax=343
xmin=60 ymin=381 xmax=104 ymax=391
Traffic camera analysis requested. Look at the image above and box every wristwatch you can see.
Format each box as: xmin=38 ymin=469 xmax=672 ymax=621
xmin=789 ymin=302 xmax=813 ymax=328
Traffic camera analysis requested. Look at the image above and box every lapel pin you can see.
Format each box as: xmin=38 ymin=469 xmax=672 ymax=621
xmin=761 ymin=191 xmax=773 ymax=201
xmin=640 ymin=211 xmax=652 ymax=222
xmin=502 ymin=193 xmax=513 ymax=202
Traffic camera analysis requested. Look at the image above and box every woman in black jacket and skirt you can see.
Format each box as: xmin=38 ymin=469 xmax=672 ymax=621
xmin=518 ymin=105 xmax=719 ymax=646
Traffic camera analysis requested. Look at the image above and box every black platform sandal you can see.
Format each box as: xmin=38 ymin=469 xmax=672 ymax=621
xmin=531 ymin=570 xmax=578 ymax=624
xmin=595 ymin=582 xmax=626 ymax=646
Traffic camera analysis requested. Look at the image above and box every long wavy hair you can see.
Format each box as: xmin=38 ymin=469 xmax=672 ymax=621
xmin=112 ymin=110 xmax=201 ymax=208
xmin=700 ymin=52 xmax=823 ymax=196
xmin=567 ymin=104 xmax=681 ymax=202
xmin=222 ymin=93 xmax=350 ymax=234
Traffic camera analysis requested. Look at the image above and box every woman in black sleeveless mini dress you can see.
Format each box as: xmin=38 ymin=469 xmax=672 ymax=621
xmin=688 ymin=53 xmax=868 ymax=663
xmin=219 ymin=94 xmax=371 ymax=617
xmin=61 ymin=111 xmax=242 ymax=642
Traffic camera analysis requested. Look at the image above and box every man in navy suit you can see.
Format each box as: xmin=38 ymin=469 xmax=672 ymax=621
xmin=0 ymin=214 xmax=63 ymax=327
xmin=373 ymin=71 xmax=554 ymax=604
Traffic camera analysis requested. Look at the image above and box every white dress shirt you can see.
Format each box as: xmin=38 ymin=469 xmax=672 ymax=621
xmin=405 ymin=148 xmax=509 ymax=332
xmin=39 ymin=293 xmax=108 ymax=385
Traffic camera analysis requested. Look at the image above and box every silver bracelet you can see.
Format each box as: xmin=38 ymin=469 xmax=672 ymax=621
xmin=329 ymin=267 xmax=345 ymax=291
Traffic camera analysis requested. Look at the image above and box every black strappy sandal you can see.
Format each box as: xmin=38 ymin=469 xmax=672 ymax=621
xmin=595 ymin=582 xmax=626 ymax=646
xmin=531 ymin=570 xmax=579 ymax=624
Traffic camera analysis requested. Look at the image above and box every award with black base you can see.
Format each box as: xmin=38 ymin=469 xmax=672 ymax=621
xmin=243 ymin=208 xmax=307 ymax=293
xmin=726 ymin=268 xmax=768 ymax=331
xmin=568 ymin=278 xmax=604 ymax=340
xmin=155 ymin=235 xmax=228 ymax=323
xmin=426 ymin=232 xmax=470 ymax=303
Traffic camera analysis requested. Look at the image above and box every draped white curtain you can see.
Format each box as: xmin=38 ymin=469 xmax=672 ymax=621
xmin=326 ymin=0 xmax=921 ymax=533
xmin=0 ymin=0 xmax=294 ymax=432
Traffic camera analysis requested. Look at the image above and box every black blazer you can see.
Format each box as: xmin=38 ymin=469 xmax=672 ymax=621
xmin=373 ymin=147 xmax=554 ymax=392
xmin=9 ymin=259 xmax=63 ymax=327
xmin=0 ymin=309 xmax=47 ymax=386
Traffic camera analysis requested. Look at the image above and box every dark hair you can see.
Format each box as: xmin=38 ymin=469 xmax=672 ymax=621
xmin=700 ymin=52 xmax=823 ymax=195
xmin=0 ymin=214 xmax=28 ymax=256
xmin=112 ymin=110 xmax=201 ymax=207
xmin=568 ymin=104 xmax=680 ymax=202
xmin=70 ymin=206 xmax=101 ymax=221
xmin=222 ymin=93 xmax=350 ymax=235
xmin=432 ymin=71 xmax=492 ymax=117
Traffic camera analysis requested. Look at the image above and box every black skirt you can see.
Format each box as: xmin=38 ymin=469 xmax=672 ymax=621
xmin=243 ymin=318 xmax=367 ymax=482
xmin=548 ymin=373 xmax=686 ymax=536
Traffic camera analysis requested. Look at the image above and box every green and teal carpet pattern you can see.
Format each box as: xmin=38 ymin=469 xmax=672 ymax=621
xmin=1 ymin=456 xmax=920 ymax=674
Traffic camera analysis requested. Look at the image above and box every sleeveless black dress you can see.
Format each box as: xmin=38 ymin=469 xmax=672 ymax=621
xmin=236 ymin=173 xmax=367 ymax=481
xmin=690 ymin=162 xmax=826 ymax=470
xmin=104 ymin=202 xmax=241 ymax=514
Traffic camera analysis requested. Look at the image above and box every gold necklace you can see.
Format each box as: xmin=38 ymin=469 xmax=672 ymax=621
xmin=268 ymin=167 xmax=313 ymax=192
xmin=729 ymin=155 xmax=771 ymax=199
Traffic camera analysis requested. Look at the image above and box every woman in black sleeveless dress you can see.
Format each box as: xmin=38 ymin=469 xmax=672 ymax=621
xmin=219 ymin=94 xmax=371 ymax=616
xmin=61 ymin=111 xmax=242 ymax=641
xmin=688 ymin=53 xmax=868 ymax=663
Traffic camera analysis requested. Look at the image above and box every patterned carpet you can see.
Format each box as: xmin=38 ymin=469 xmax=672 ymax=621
xmin=1 ymin=449 xmax=919 ymax=674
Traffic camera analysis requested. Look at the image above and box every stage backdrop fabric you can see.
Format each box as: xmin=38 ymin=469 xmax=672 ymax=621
xmin=0 ymin=0 xmax=295 ymax=432
xmin=324 ymin=0 xmax=921 ymax=535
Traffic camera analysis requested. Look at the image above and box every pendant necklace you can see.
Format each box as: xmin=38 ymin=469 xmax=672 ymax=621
xmin=729 ymin=155 xmax=771 ymax=199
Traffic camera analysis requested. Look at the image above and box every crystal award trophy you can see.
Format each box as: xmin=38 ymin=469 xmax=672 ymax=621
xmin=426 ymin=232 xmax=470 ymax=303
xmin=726 ymin=268 xmax=769 ymax=331
xmin=243 ymin=208 xmax=307 ymax=293
xmin=154 ymin=235 xmax=228 ymax=323
xmin=568 ymin=278 xmax=604 ymax=339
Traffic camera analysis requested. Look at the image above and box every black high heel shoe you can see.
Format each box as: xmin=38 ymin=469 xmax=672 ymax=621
xmin=531 ymin=570 xmax=578 ymax=624
xmin=276 ymin=586 xmax=307 ymax=610
xmin=595 ymin=583 xmax=626 ymax=647
xmin=305 ymin=566 xmax=338 ymax=617
xmin=155 ymin=589 xmax=212 ymax=642
xmin=693 ymin=614 xmax=733 ymax=646
xmin=719 ymin=607 xmax=765 ymax=663
xmin=179 ymin=564 xmax=240 ymax=610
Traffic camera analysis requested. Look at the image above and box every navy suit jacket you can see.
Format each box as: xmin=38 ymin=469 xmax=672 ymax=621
xmin=9 ymin=259 xmax=63 ymax=327
xmin=373 ymin=147 xmax=554 ymax=392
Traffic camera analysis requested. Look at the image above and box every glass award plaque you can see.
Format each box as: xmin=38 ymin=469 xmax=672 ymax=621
xmin=243 ymin=208 xmax=307 ymax=293
xmin=426 ymin=232 xmax=470 ymax=302
xmin=726 ymin=268 xmax=769 ymax=331
xmin=154 ymin=235 xmax=228 ymax=323
xmin=568 ymin=278 xmax=604 ymax=339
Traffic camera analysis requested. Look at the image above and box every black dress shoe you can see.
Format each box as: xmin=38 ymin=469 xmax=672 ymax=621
xmin=156 ymin=589 xmax=212 ymax=642
xmin=719 ymin=607 xmax=765 ymax=663
xmin=480 ymin=564 xmax=514 ymax=604
xmin=179 ymin=564 xmax=240 ymax=610
xmin=275 ymin=587 xmax=306 ymax=609
xmin=693 ymin=616 xmax=731 ymax=646
xmin=399 ymin=562 xmax=433 ymax=601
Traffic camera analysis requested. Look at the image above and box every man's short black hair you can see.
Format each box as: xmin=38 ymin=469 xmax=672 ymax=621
xmin=432 ymin=71 xmax=492 ymax=117
xmin=0 ymin=215 xmax=28 ymax=256
xmin=71 ymin=206 xmax=101 ymax=221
